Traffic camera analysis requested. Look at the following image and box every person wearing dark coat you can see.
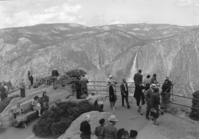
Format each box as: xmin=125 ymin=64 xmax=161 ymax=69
xmin=39 ymin=91 xmax=49 ymax=113
xmin=79 ymin=74 xmax=89 ymax=96
xmin=145 ymin=84 xmax=159 ymax=120
xmin=161 ymin=80 xmax=170 ymax=108
xmin=18 ymin=79 xmax=26 ymax=98
xmin=151 ymin=87 xmax=161 ymax=125
xmin=134 ymin=70 xmax=143 ymax=87
xmin=95 ymin=118 xmax=105 ymax=139
xmin=108 ymin=82 xmax=117 ymax=110
xmin=100 ymin=115 xmax=118 ymax=139
xmin=134 ymin=85 xmax=145 ymax=115
xmin=80 ymin=115 xmax=91 ymax=139
xmin=51 ymin=69 xmax=59 ymax=90
xmin=28 ymin=71 xmax=34 ymax=90
xmin=0 ymin=83 xmax=8 ymax=101
xmin=75 ymin=77 xmax=81 ymax=99
xmin=133 ymin=70 xmax=144 ymax=115
xmin=120 ymin=79 xmax=130 ymax=108
xmin=164 ymin=76 xmax=173 ymax=101
xmin=150 ymin=74 xmax=158 ymax=84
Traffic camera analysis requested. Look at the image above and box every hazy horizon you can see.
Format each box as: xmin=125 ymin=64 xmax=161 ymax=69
xmin=0 ymin=0 xmax=199 ymax=29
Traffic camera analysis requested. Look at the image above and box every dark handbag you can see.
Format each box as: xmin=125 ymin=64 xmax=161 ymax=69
xmin=150 ymin=109 xmax=158 ymax=118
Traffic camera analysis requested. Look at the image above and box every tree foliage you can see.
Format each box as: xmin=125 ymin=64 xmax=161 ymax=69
xmin=32 ymin=101 xmax=100 ymax=137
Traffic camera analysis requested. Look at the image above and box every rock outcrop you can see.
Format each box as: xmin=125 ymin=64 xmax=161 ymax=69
xmin=0 ymin=97 xmax=22 ymax=127
xmin=58 ymin=111 xmax=112 ymax=139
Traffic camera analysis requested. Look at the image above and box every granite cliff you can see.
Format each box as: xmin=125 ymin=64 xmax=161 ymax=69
xmin=0 ymin=23 xmax=199 ymax=96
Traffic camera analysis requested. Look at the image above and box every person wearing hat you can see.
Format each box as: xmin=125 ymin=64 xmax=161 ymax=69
xmin=100 ymin=115 xmax=118 ymax=139
xmin=107 ymin=75 xmax=113 ymax=85
xmin=80 ymin=115 xmax=91 ymax=139
xmin=145 ymin=84 xmax=157 ymax=119
xmin=129 ymin=130 xmax=138 ymax=139
xmin=108 ymin=81 xmax=117 ymax=110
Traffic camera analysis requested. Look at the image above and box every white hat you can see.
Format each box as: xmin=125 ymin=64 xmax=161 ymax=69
xmin=108 ymin=115 xmax=118 ymax=122
xmin=109 ymin=75 xmax=113 ymax=78
xmin=150 ymin=84 xmax=157 ymax=88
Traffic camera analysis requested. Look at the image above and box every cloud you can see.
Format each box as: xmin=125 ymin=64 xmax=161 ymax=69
xmin=175 ymin=0 xmax=194 ymax=7
xmin=112 ymin=0 xmax=128 ymax=3
xmin=0 ymin=0 xmax=82 ymax=29
xmin=193 ymin=10 xmax=199 ymax=16
xmin=109 ymin=21 xmax=126 ymax=24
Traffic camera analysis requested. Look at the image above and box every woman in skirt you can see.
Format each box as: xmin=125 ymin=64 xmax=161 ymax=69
xmin=134 ymin=84 xmax=145 ymax=115
xmin=108 ymin=82 xmax=117 ymax=110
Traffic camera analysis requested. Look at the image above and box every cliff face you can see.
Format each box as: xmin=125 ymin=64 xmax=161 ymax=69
xmin=0 ymin=23 xmax=199 ymax=96
xmin=110 ymin=29 xmax=199 ymax=97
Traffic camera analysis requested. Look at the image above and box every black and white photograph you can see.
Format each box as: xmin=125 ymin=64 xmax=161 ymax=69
xmin=0 ymin=0 xmax=199 ymax=139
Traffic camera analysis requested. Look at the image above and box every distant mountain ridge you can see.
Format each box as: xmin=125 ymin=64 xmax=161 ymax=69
xmin=0 ymin=23 xmax=199 ymax=96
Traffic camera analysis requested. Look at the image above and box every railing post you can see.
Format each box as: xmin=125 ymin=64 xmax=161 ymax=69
xmin=94 ymin=81 xmax=96 ymax=93
xmin=165 ymin=96 xmax=167 ymax=113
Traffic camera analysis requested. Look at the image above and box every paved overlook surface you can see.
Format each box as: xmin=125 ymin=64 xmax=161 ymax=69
xmin=0 ymin=86 xmax=199 ymax=139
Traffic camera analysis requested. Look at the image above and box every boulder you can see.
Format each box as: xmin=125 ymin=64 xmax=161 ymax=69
xmin=0 ymin=97 xmax=22 ymax=127
xmin=58 ymin=111 xmax=112 ymax=139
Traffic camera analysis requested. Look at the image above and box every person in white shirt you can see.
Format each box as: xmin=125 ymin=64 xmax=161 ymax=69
xmin=86 ymin=92 xmax=105 ymax=111
xmin=143 ymin=75 xmax=151 ymax=91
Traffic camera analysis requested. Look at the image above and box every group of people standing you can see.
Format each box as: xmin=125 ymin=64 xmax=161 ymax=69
xmin=133 ymin=70 xmax=172 ymax=125
xmin=75 ymin=74 xmax=89 ymax=99
xmin=106 ymin=70 xmax=172 ymax=126
xmin=107 ymin=76 xmax=131 ymax=110
xmin=80 ymin=114 xmax=138 ymax=139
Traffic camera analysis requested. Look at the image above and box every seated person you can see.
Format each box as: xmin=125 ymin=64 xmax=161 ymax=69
xmin=39 ymin=91 xmax=49 ymax=113
xmin=13 ymin=102 xmax=27 ymax=128
xmin=86 ymin=92 xmax=106 ymax=111
xmin=32 ymin=96 xmax=41 ymax=116
xmin=81 ymin=91 xmax=88 ymax=99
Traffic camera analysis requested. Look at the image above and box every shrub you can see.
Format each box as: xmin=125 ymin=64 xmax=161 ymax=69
xmin=33 ymin=101 xmax=100 ymax=137
xmin=189 ymin=91 xmax=199 ymax=121
xmin=0 ymin=95 xmax=19 ymax=113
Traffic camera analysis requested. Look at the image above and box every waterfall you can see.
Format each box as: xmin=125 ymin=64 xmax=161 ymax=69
xmin=127 ymin=53 xmax=137 ymax=85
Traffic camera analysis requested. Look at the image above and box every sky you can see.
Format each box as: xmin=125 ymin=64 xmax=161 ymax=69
xmin=0 ymin=0 xmax=199 ymax=29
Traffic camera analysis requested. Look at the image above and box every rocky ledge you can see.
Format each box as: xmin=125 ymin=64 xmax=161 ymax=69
xmin=58 ymin=111 xmax=112 ymax=139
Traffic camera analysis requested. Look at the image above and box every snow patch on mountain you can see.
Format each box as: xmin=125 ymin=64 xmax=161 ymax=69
xmin=102 ymin=26 xmax=110 ymax=30
xmin=143 ymin=27 xmax=151 ymax=31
